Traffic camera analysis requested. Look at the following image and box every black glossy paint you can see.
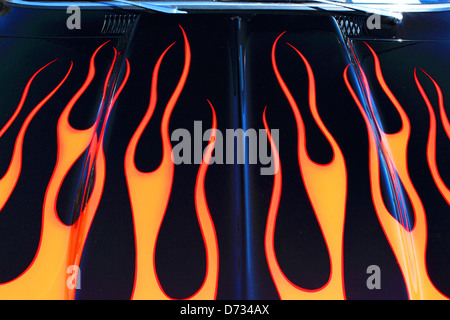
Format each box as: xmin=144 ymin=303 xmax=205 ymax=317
xmin=0 ymin=2 xmax=449 ymax=299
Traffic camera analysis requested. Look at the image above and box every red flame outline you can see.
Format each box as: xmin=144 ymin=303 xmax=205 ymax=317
xmin=0 ymin=60 xmax=72 ymax=212
xmin=414 ymin=67 xmax=450 ymax=205
xmin=344 ymin=42 xmax=448 ymax=299
xmin=125 ymin=26 xmax=219 ymax=300
xmin=266 ymin=32 xmax=347 ymax=300
xmin=0 ymin=42 xmax=130 ymax=299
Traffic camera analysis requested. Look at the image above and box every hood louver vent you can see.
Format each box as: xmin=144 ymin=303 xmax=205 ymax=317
xmin=101 ymin=14 xmax=137 ymax=35
xmin=335 ymin=15 xmax=367 ymax=37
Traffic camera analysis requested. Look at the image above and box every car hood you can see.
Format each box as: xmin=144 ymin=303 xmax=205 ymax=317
xmin=0 ymin=1 xmax=449 ymax=300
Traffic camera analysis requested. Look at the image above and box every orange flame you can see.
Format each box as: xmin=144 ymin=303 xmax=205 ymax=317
xmin=0 ymin=60 xmax=70 ymax=212
xmin=0 ymin=43 xmax=129 ymax=299
xmin=414 ymin=68 xmax=450 ymax=205
xmin=266 ymin=32 xmax=347 ymax=299
xmin=344 ymin=43 xmax=447 ymax=299
xmin=124 ymin=26 xmax=219 ymax=300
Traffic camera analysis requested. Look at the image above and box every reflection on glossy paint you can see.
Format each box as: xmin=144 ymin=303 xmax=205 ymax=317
xmin=344 ymin=42 xmax=448 ymax=299
xmin=0 ymin=26 xmax=449 ymax=301
xmin=0 ymin=42 xmax=129 ymax=299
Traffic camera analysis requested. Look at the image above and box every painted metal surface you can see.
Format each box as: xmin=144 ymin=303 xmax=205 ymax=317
xmin=0 ymin=1 xmax=449 ymax=299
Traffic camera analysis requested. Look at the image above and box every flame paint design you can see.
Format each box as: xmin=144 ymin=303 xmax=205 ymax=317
xmin=414 ymin=68 xmax=450 ymax=205
xmin=0 ymin=60 xmax=70 ymax=212
xmin=344 ymin=42 xmax=448 ymax=299
xmin=266 ymin=32 xmax=347 ymax=299
xmin=124 ymin=26 xmax=219 ymax=300
xmin=0 ymin=43 xmax=129 ymax=299
xmin=1 ymin=26 xmax=449 ymax=301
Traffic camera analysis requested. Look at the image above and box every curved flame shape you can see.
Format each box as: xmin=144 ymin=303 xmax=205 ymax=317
xmin=414 ymin=68 xmax=450 ymax=205
xmin=266 ymin=32 xmax=347 ymax=299
xmin=125 ymin=26 xmax=219 ymax=300
xmin=0 ymin=60 xmax=70 ymax=212
xmin=344 ymin=44 xmax=447 ymax=299
xmin=0 ymin=43 xmax=129 ymax=299
xmin=193 ymin=100 xmax=219 ymax=299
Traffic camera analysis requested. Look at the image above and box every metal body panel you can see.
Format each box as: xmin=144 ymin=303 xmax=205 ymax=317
xmin=0 ymin=1 xmax=449 ymax=300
